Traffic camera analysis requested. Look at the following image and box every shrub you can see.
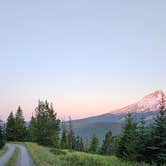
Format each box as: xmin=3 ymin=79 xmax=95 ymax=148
xmin=50 ymin=148 xmax=67 ymax=155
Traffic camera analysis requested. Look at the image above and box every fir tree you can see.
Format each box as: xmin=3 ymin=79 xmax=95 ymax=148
xmin=146 ymin=103 xmax=166 ymax=165
xmin=28 ymin=115 xmax=37 ymax=142
xmin=60 ymin=122 xmax=67 ymax=149
xmin=117 ymin=113 xmax=138 ymax=161
xmin=79 ymin=136 xmax=84 ymax=151
xmin=135 ymin=117 xmax=147 ymax=161
xmin=6 ymin=112 xmax=16 ymax=141
xmin=75 ymin=136 xmax=84 ymax=151
xmin=100 ymin=130 xmax=113 ymax=155
xmin=89 ymin=134 xmax=99 ymax=153
xmin=34 ymin=100 xmax=60 ymax=147
xmin=15 ymin=106 xmax=27 ymax=141
xmin=0 ymin=122 xmax=5 ymax=148
xmin=67 ymin=118 xmax=75 ymax=149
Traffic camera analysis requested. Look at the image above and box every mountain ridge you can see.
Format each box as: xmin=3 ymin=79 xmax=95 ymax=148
xmin=109 ymin=90 xmax=166 ymax=115
xmin=73 ymin=90 xmax=165 ymax=142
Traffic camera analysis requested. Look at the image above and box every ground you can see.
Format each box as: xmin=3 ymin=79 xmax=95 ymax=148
xmin=0 ymin=142 xmax=153 ymax=166
xmin=0 ymin=143 xmax=35 ymax=166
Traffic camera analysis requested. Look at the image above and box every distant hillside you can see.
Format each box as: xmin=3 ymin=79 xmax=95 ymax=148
xmin=72 ymin=90 xmax=165 ymax=142
xmin=73 ymin=122 xmax=123 ymax=144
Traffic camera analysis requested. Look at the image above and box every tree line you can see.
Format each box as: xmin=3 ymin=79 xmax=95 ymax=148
xmin=0 ymin=99 xmax=166 ymax=165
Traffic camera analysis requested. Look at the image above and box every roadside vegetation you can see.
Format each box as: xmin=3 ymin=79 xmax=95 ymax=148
xmin=25 ymin=142 xmax=150 ymax=166
xmin=0 ymin=145 xmax=8 ymax=157
xmin=7 ymin=147 xmax=19 ymax=166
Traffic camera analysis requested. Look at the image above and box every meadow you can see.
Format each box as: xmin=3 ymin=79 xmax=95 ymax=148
xmin=25 ymin=142 xmax=151 ymax=166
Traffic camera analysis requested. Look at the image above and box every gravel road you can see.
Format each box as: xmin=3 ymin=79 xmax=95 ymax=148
xmin=0 ymin=144 xmax=35 ymax=166
xmin=0 ymin=144 xmax=16 ymax=166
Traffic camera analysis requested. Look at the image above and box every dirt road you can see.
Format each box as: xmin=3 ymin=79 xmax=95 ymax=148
xmin=0 ymin=144 xmax=35 ymax=166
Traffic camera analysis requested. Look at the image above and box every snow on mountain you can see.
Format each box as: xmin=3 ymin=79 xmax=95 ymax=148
xmin=110 ymin=90 xmax=166 ymax=115
xmin=73 ymin=90 xmax=166 ymax=140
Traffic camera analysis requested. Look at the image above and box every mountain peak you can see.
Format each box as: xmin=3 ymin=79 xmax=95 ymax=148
xmin=110 ymin=90 xmax=166 ymax=114
xmin=143 ymin=90 xmax=165 ymax=99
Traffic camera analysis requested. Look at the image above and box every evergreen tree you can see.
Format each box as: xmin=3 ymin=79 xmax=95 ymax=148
xmin=89 ymin=134 xmax=99 ymax=153
xmin=79 ymin=136 xmax=84 ymax=151
xmin=60 ymin=122 xmax=67 ymax=149
xmin=135 ymin=117 xmax=147 ymax=161
xmin=100 ymin=130 xmax=113 ymax=155
xmin=34 ymin=100 xmax=60 ymax=147
xmin=15 ymin=106 xmax=27 ymax=141
xmin=28 ymin=115 xmax=37 ymax=142
xmin=111 ymin=136 xmax=120 ymax=155
xmin=6 ymin=112 xmax=16 ymax=141
xmin=117 ymin=113 xmax=138 ymax=161
xmin=146 ymin=104 xmax=166 ymax=165
xmin=0 ymin=122 xmax=5 ymax=148
xmin=84 ymin=137 xmax=90 ymax=152
xmin=75 ymin=136 xmax=84 ymax=151
xmin=75 ymin=136 xmax=81 ymax=151
xmin=67 ymin=118 xmax=75 ymax=149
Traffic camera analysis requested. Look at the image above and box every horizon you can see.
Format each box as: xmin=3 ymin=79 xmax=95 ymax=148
xmin=1 ymin=89 xmax=166 ymax=121
xmin=0 ymin=1 xmax=166 ymax=121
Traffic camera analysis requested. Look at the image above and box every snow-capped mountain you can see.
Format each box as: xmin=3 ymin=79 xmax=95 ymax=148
xmin=73 ymin=90 xmax=165 ymax=141
xmin=110 ymin=90 xmax=166 ymax=115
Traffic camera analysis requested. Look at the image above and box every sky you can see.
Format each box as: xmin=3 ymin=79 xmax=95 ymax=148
xmin=0 ymin=0 xmax=166 ymax=120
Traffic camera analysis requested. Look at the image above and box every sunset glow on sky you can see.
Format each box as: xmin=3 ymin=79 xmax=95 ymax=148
xmin=0 ymin=1 xmax=166 ymax=120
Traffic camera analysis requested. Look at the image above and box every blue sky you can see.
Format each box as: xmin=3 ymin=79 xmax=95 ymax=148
xmin=0 ymin=0 xmax=166 ymax=120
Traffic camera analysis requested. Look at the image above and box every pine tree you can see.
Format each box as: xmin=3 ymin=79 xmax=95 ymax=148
xmin=15 ymin=106 xmax=27 ymax=141
xmin=28 ymin=115 xmax=37 ymax=142
xmin=75 ymin=136 xmax=80 ymax=151
xmin=0 ymin=122 xmax=5 ymax=148
xmin=67 ymin=118 xmax=75 ymax=149
xmin=100 ymin=130 xmax=113 ymax=155
xmin=135 ymin=117 xmax=147 ymax=161
xmin=89 ymin=134 xmax=99 ymax=153
xmin=74 ymin=136 xmax=84 ymax=151
xmin=60 ymin=122 xmax=67 ymax=149
xmin=6 ymin=112 xmax=16 ymax=141
xmin=117 ymin=113 xmax=138 ymax=161
xmin=34 ymin=100 xmax=60 ymax=147
xmin=79 ymin=136 xmax=84 ymax=151
xmin=146 ymin=103 xmax=166 ymax=165
xmin=84 ymin=136 xmax=90 ymax=152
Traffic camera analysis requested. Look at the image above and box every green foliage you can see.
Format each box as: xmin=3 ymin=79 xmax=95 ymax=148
xmin=50 ymin=148 xmax=67 ymax=155
xmin=75 ymin=136 xmax=84 ymax=151
xmin=15 ymin=106 xmax=27 ymax=141
xmin=116 ymin=104 xmax=166 ymax=166
xmin=0 ymin=145 xmax=8 ymax=156
xmin=6 ymin=112 xmax=15 ymax=141
xmin=6 ymin=108 xmax=27 ymax=142
xmin=30 ymin=100 xmax=60 ymax=147
xmin=117 ymin=113 xmax=138 ymax=161
xmin=28 ymin=115 xmax=37 ymax=142
xmin=67 ymin=118 xmax=76 ymax=149
xmin=145 ymin=105 xmax=166 ymax=165
xmin=25 ymin=142 xmax=149 ymax=166
xmin=60 ymin=119 xmax=84 ymax=152
xmin=100 ymin=130 xmax=113 ymax=155
xmin=0 ymin=124 xmax=5 ymax=148
xmin=60 ymin=127 xmax=67 ymax=149
xmin=89 ymin=134 xmax=99 ymax=153
xmin=134 ymin=118 xmax=148 ymax=161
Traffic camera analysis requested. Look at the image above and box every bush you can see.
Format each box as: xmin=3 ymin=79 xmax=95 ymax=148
xmin=60 ymin=154 xmax=107 ymax=166
xmin=50 ymin=148 xmax=67 ymax=155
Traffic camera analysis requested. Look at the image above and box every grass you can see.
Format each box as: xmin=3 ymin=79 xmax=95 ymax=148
xmin=24 ymin=142 xmax=151 ymax=166
xmin=7 ymin=147 xmax=20 ymax=166
xmin=0 ymin=145 xmax=8 ymax=157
